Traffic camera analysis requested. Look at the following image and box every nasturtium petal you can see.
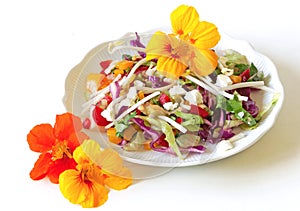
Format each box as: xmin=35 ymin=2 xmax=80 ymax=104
xmin=171 ymin=5 xmax=199 ymax=36
xmin=48 ymin=157 xmax=77 ymax=184
xmin=157 ymin=56 xmax=187 ymax=79
xmin=67 ymin=131 xmax=88 ymax=152
xmin=189 ymin=48 xmax=215 ymax=77
xmin=80 ymin=182 xmax=109 ymax=208
xmin=29 ymin=152 xmax=52 ymax=180
xmin=27 ymin=123 xmax=55 ymax=152
xmin=59 ymin=167 xmax=109 ymax=208
xmin=104 ymin=167 xmax=132 ymax=190
xmin=59 ymin=169 xmax=88 ymax=204
xmin=72 ymin=142 xmax=91 ymax=165
xmin=146 ymin=31 xmax=170 ymax=59
xmin=191 ymin=21 xmax=221 ymax=49
xmin=200 ymin=49 xmax=219 ymax=69
xmin=54 ymin=113 xmax=83 ymax=141
xmin=95 ymin=148 xmax=124 ymax=175
xmin=79 ymin=139 xmax=103 ymax=163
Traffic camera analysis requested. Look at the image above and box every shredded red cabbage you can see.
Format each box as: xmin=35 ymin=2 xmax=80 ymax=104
xmin=129 ymin=32 xmax=146 ymax=58
xmin=130 ymin=118 xmax=160 ymax=141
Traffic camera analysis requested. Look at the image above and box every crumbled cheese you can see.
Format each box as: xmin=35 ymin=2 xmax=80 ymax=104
xmin=145 ymin=68 xmax=156 ymax=76
xmin=101 ymin=107 xmax=114 ymax=122
xmin=163 ymin=77 xmax=175 ymax=84
xmin=216 ymin=74 xmax=233 ymax=87
xmin=221 ymin=68 xmax=234 ymax=76
xmin=169 ymin=85 xmax=187 ymax=97
xmin=184 ymin=90 xmax=203 ymax=105
xmin=163 ymin=102 xmax=179 ymax=111
xmin=237 ymin=111 xmax=244 ymax=118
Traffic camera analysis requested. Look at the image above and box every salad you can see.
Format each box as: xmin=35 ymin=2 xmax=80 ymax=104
xmin=80 ymin=34 xmax=278 ymax=159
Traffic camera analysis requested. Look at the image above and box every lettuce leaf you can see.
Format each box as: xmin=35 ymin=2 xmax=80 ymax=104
xmin=226 ymin=93 xmax=257 ymax=127
xmin=115 ymin=111 xmax=136 ymax=137
xmin=174 ymin=111 xmax=203 ymax=132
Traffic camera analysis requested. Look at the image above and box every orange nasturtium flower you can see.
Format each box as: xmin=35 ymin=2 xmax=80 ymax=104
xmin=59 ymin=139 xmax=132 ymax=208
xmin=27 ymin=113 xmax=89 ymax=184
xmin=145 ymin=5 xmax=220 ymax=79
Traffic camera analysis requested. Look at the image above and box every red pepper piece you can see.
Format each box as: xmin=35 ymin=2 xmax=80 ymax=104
xmin=240 ymin=68 xmax=251 ymax=82
xmin=92 ymin=106 xmax=111 ymax=126
xmin=190 ymin=104 xmax=210 ymax=118
xmin=159 ymin=93 xmax=171 ymax=105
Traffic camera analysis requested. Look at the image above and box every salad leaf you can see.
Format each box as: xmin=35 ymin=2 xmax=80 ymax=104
xmin=249 ymin=63 xmax=264 ymax=81
xmin=216 ymin=95 xmax=227 ymax=110
xmin=226 ymin=93 xmax=257 ymax=127
xmin=234 ymin=63 xmax=249 ymax=75
xmin=123 ymin=131 xmax=146 ymax=151
xmin=139 ymin=102 xmax=169 ymax=116
xmin=115 ymin=111 xmax=136 ymax=137
xmin=176 ymin=134 xmax=201 ymax=148
xmin=219 ymin=49 xmax=249 ymax=69
xmin=255 ymin=92 xmax=280 ymax=121
xmin=174 ymin=111 xmax=203 ymax=132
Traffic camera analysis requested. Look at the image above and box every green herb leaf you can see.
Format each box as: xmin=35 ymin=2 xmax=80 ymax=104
xmin=225 ymin=93 xmax=257 ymax=127
xmin=115 ymin=111 xmax=137 ymax=137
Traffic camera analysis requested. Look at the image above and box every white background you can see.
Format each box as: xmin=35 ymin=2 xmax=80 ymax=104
xmin=1 ymin=0 xmax=299 ymax=210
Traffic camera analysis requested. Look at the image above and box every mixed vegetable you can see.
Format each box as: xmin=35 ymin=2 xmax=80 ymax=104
xmin=81 ymin=35 xmax=278 ymax=159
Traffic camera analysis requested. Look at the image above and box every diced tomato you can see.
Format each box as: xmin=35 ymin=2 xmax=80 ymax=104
xmin=154 ymin=134 xmax=169 ymax=148
xmin=175 ymin=117 xmax=183 ymax=124
xmin=92 ymin=106 xmax=111 ymax=126
xmin=100 ymin=60 xmax=112 ymax=73
xmin=159 ymin=93 xmax=171 ymax=105
xmin=190 ymin=104 xmax=210 ymax=118
xmin=240 ymin=68 xmax=251 ymax=82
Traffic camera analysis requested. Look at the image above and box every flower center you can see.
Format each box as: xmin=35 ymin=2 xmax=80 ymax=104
xmin=177 ymin=29 xmax=184 ymax=36
xmin=52 ymin=140 xmax=72 ymax=161
xmin=165 ymin=44 xmax=181 ymax=60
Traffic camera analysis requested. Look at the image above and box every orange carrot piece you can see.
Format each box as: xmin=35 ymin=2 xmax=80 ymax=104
xmin=115 ymin=60 xmax=134 ymax=70
xmin=107 ymin=128 xmax=122 ymax=144
xmin=230 ymin=75 xmax=242 ymax=84
xmin=138 ymin=90 xmax=145 ymax=100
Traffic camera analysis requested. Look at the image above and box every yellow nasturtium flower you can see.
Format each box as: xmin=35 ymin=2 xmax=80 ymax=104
xmin=59 ymin=139 xmax=132 ymax=208
xmin=146 ymin=5 xmax=221 ymax=78
xmin=146 ymin=31 xmax=189 ymax=79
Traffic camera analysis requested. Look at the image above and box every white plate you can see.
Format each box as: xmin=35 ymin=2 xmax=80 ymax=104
xmin=63 ymin=31 xmax=284 ymax=167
